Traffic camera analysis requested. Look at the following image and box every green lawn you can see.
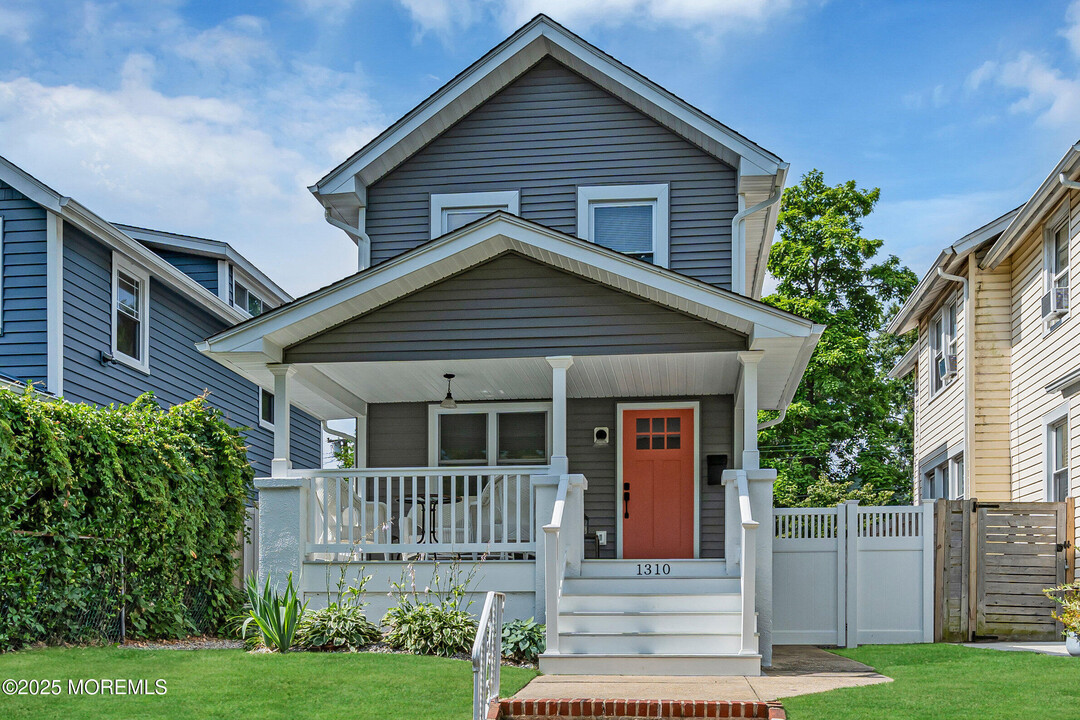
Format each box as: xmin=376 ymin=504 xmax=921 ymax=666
xmin=784 ymin=644 xmax=1080 ymax=719
xmin=0 ymin=647 xmax=538 ymax=720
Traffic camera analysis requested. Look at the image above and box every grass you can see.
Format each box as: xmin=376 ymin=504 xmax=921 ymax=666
xmin=0 ymin=646 xmax=538 ymax=720
xmin=783 ymin=643 xmax=1080 ymax=719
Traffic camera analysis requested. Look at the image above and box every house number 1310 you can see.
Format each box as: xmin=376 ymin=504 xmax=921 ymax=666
xmin=636 ymin=563 xmax=671 ymax=576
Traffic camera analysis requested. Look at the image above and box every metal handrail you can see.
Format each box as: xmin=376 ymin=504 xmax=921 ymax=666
xmin=472 ymin=591 xmax=505 ymax=720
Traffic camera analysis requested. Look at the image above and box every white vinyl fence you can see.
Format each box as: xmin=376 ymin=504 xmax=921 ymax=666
xmin=773 ymin=501 xmax=934 ymax=647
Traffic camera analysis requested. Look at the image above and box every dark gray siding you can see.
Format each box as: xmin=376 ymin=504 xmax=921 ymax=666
xmin=285 ymin=254 xmax=745 ymax=363
xmin=61 ymin=223 xmax=320 ymax=475
xmin=361 ymin=396 xmax=731 ymax=558
xmin=0 ymin=180 xmax=48 ymax=385
xmin=367 ymin=402 xmax=428 ymax=467
xmin=152 ymin=248 xmax=218 ymax=295
xmin=366 ymin=58 xmax=738 ymax=288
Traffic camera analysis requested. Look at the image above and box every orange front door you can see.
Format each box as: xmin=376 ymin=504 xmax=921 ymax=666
xmin=621 ymin=408 xmax=695 ymax=559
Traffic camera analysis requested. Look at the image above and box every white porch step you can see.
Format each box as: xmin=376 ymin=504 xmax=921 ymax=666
xmin=556 ymin=631 xmax=742 ymax=655
xmin=579 ymin=559 xmax=733 ymax=578
xmin=559 ymin=591 xmax=741 ymax=613
xmin=558 ymin=609 xmax=741 ymax=634
xmin=562 ymin=575 xmax=740 ymax=595
xmin=539 ymin=652 xmax=761 ymax=676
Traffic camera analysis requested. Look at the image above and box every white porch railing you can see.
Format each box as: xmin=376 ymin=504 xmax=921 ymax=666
xmin=734 ymin=470 xmax=759 ymax=655
xmin=542 ymin=473 xmax=586 ymax=655
xmin=472 ymin=591 xmax=505 ymax=720
xmin=295 ymin=466 xmax=545 ymax=556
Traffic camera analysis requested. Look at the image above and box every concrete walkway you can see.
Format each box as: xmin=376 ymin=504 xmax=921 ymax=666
xmin=514 ymin=647 xmax=891 ymax=703
xmin=962 ymin=641 xmax=1073 ymax=657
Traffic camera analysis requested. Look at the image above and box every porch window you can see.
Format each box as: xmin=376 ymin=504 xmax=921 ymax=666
xmin=577 ymin=184 xmax=669 ymax=267
xmin=929 ymin=299 xmax=957 ymax=397
xmin=111 ymin=253 xmax=150 ymax=373
xmin=1049 ymin=417 xmax=1069 ymax=501
xmin=429 ymin=191 xmax=520 ymax=238
xmin=259 ymin=388 xmax=275 ymax=430
xmin=431 ymin=403 xmax=550 ymax=467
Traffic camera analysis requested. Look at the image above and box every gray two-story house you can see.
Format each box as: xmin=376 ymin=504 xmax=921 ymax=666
xmin=201 ymin=15 xmax=822 ymax=675
xmin=0 ymin=155 xmax=323 ymax=475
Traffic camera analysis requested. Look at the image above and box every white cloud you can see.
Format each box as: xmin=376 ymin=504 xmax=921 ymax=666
xmin=172 ymin=15 xmax=274 ymax=74
xmin=397 ymin=0 xmax=801 ymax=39
xmin=967 ymin=1 xmax=1080 ymax=130
xmin=0 ymin=4 xmax=35 ymax=43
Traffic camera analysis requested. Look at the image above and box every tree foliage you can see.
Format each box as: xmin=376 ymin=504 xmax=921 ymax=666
xmin=0 ymin=389 xmax=252 ymax=650
xmin=761 ymin=170 xmax=917 ymax=506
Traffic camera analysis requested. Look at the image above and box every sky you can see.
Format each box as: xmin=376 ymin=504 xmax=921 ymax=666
xmin=2 ymin=0 xmax=1080 ymax=296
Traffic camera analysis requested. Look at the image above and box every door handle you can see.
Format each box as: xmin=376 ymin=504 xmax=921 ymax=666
xmin=623 ymin=482 xmax=630 ymax=519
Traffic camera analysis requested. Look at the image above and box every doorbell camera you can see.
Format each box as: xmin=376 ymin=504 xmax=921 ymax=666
xmin=593 ymin=426 xmax=610 ymax=446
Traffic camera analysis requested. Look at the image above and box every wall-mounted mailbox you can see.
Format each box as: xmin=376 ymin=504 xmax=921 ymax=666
xmin=706 ymin=454 xmax=728 ymax=485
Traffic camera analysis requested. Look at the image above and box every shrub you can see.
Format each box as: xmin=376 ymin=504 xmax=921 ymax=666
xmin=241 ymin=573 xmax=307 ymax=652
xmin=297 ymin=567 xmax=381 ymax=651
xmin=502 ymin=617 xmax=545 ymax=662
xmin=1044 ymin=581 xmax=1080 ymax=636
xmin=384 ymin=603 xmax=477 ymax=657
xmin=0 ymin=389 xmax=252 ymax=650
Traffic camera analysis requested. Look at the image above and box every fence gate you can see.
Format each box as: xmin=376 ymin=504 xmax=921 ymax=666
xmin=936 ymin=499 xmax=1072 ymax=642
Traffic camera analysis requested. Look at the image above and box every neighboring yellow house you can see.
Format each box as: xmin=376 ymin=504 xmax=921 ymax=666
xmin=890 ymin=141 xmax=1080 ymax=505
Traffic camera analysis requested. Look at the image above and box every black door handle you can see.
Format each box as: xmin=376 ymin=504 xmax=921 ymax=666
xmin=623 ymin=482 xmax=630 ymax=519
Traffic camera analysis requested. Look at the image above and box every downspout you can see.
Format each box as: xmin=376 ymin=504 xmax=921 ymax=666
xmin=324 ymin=207 xmax=372 ymax=270
xmin=937 ymin=265 xmax=972 ymax=499
xmin=758 ymin=406 xmax=786 ymax=431
xmin=732 ymin=186 xmax=783 ymax=296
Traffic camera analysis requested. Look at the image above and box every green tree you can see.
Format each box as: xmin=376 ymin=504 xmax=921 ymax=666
xmin=761 ymin=170 xmax=917 ymax=507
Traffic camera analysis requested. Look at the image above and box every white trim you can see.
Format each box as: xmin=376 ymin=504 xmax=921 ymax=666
xmin=614 ymin=401 xmax=701 ymax=560
xmin=232 ymin=275 xmax=267 ymax=317
xmin=259 ymin=387 xmax=276 ymax=431
xmin=429 ymin=190 xmax=520 ymax=239
xmin=426 ymin=401 xmax=552 ymax=467
xmin=216 ymin=260 xmax=229 ymax=302
xmin=1043 ymin=401 xmax=1071 ymax=501
xmin=1043 ymin=207 xmax=1071 ymax=334
xmin=576 ymin=184 xmax=669 ymax=268
xmin=110 ymin=252 xmax=151 ymax=374
xmin=45 ymin=213 xmax=63 ymax=395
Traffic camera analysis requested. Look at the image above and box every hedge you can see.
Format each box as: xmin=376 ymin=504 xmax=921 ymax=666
xmin=0 ymin=388 xmax=254 ymax=650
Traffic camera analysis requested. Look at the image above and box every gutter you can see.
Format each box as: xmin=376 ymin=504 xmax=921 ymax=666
xmin=324 ymin=207 xmax=372 ymax=270
xmin=732 ymin=181 xmax=784 ymax=296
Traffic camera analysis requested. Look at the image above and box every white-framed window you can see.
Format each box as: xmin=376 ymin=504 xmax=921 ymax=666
xmin=929 ymin=299 xmax=957 ymax=397
xmin=1043 ymin=217 xmax=1070 ymax=331
xmin=577 ymin=184 xmax=670 ymax=266
xmin=111 ymin=252 xmax=150 ymax=373
xmin=429 ymin=190 xmax=520 ymax=238
xmin=950 ymin=454 xmax=965 ymax=500
xmin=427 ymin=402 xmax=551 ymax=467
xmin=922 ymin=451 xmax=963 ymax=501
xmin=259 ymin=388 xmax=275 ymax=431
xmin=1048 ymin=414 xmax=1070 ymax=502
xmin=233 ymin=278 xmax=265 ymax=317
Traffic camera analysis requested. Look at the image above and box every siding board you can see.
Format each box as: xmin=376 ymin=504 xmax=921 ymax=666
xmin=151 ymin=248 xmax=219 ymax=294
xmin=0 ymin=180 xmax=48 ymax=384
xmin=366 ymin=58 xmax=737 ymax=288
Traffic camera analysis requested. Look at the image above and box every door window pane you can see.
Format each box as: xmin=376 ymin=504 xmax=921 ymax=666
xmin=439 ymin=413 xmax=487 ymax=465
xmin=592 ymin=203 xmax=654 ymax=261
xmin=497 ymin=412 xmax=547 ymax=464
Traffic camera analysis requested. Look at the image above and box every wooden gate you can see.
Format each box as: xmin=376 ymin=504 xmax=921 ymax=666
xmin=935 ymin=499 xmax=1073 ymax=642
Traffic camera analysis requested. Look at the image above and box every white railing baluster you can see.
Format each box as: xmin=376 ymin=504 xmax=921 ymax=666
xmin=472 ymin=591 xmax=505 ymax=720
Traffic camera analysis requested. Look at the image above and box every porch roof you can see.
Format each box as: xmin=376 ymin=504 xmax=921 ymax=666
xmin=198 ymin=213 xmax=823 ymax=419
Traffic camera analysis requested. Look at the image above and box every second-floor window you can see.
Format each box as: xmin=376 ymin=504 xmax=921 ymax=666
xmin=929 ymin=300 xmax=957 ymax=396
xmin=233 ymin=278 xmax=265 ymax=317
xmin=1044 ymin=219 xmax=1070 ymax=330
xmin=577 ymin=184 xmax=669 ymax=267
xmin=259 ymin=388 xmax=275 ymax=430
xmin=429 ymin=191 xmax=520 ymax=238
xmin=111 ymin=254 xmax=150 ymax=373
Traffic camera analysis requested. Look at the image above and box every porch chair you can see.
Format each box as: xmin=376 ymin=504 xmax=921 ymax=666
xmin=478 ymin=473 xmax=533 ymax=558
xmin=313 ymin=480 xmax=390 ymax=560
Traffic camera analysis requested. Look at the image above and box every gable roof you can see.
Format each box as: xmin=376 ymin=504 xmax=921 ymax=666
xmin=0 ymin=154 xmax=249 ymax=326
xmin=887 ymin=206 xmax=1020 ymax=336
xmin=313 ymin=15 xmax=781 ymax=205
xmin=200 ymin=211 xmax=822 ymax=418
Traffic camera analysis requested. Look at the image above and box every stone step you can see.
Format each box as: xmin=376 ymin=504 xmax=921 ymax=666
xmin=578 ymin=559 xmax=734 ymax=579
xmin=562 ymin=575 xmax=740 ymax=595
xmin=556 ymin=631 xmax=743 ymax=655
xmin=558 ymin=609 xmax=742 ymax=634
xmin=559 ymin=592 xmax=741 ymax=613
xmin=537 ymin=652 xmax=762 ymax=677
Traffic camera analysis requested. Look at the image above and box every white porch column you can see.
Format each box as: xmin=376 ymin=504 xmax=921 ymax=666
xmin=546 ymin=356 xmax=574 ymax=475
xmin=269 ymin=364 xmax=295 ymax=477
xmin=738 ymin=351 xmax=764 ymax=471
xmin=354 ymin=415 xmax=367 ymax=469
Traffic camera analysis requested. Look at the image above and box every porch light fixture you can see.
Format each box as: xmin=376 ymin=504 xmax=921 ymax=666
xmin=440 ymin=374 xmax=457 ymax=409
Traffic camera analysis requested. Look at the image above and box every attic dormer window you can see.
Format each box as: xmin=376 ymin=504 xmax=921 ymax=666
xmin=430 ymin=190 xmax=520 ymax=238
xmin=577 ymin=184 xmax=669 ymax=267
xmin=233 ymin=278 xmax=264 ymax=317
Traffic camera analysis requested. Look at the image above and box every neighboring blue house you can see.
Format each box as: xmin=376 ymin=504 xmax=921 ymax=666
xmin=0 ymin=155 xmax=323 ymax=475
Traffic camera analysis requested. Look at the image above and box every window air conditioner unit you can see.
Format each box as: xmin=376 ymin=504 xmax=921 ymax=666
xmin=943 ymin=354 xmax=958 ymax=379
xmin=1043 ymin=287 xmax=1070 ymax=318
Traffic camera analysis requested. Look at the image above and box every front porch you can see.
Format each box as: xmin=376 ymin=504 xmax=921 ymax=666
xmin=200 ymin=214 xmax=823 ymax=673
